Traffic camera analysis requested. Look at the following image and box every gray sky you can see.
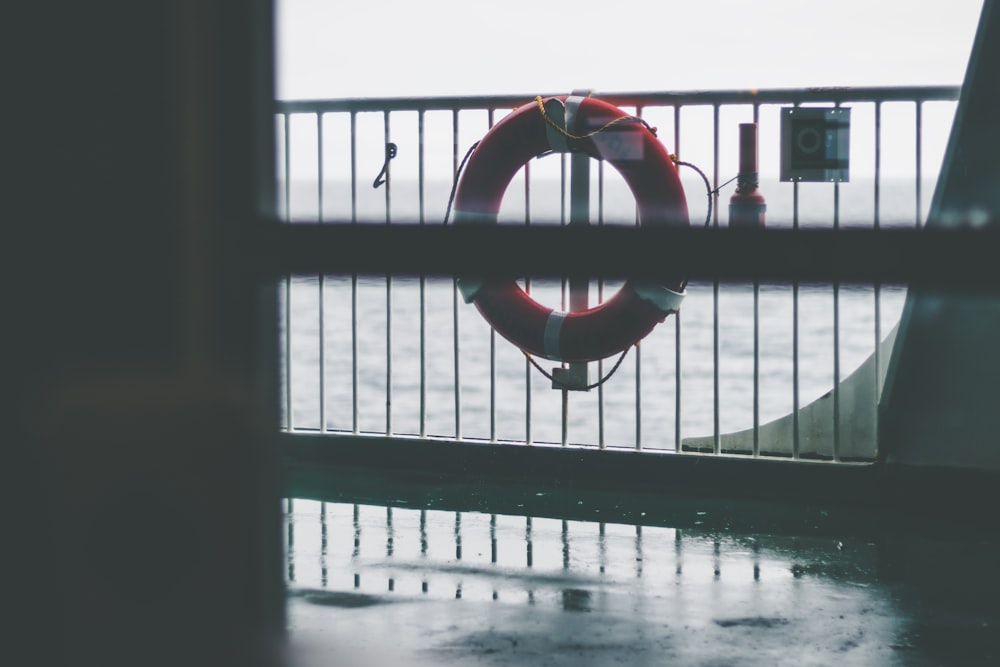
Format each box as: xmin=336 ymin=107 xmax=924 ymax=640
xmin=277 ymin=0 xmax=984 ymax=99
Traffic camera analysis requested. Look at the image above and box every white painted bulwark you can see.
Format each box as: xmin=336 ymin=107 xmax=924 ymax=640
xmin=682 ymin=325 xmax=897 ymax=460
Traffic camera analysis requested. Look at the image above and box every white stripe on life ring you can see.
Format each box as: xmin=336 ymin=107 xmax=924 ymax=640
xmin=630 ymin=281 xmax=686 ymax=313
xmin=543 ymin=95 xmax=587 ymax=153
xmin=543 ymin=311 xmax=567 ymax=361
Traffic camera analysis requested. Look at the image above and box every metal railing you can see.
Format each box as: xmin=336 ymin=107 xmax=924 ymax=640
xmin=275 ymin=86 xmax=960 ymax=460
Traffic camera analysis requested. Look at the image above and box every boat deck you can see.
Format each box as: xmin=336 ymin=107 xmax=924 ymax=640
xmin=284 ymin=466 xmax=1000 ymax=666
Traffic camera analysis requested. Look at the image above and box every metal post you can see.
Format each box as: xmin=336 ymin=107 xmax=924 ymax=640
xmin=712 ymin=104 xmax=720 ymax=455
xmin=728 ymin=122 xmax=766 ymax=228
xmin=384 ymin=111 xmax=392 ymax=436
xmin=731 ymin=117 xmax=765 ymax=456
xmin=524 ymin=163 xmax=533 ymax=445
xmin=350 ymin=112 xmax=359 ymax=434
xmin=752 ymin=107 xmax=761 ymax=458
xmin=452 ymin=109 xmax=462 ymax=439
xmin=418 ymin=110 xmax=427 ymax=438
xmin=792 ymin=189 xmax=800 ymax=459
xmin=791 ymin=104 xmax=801 ymax=459
xmin=282 ymin=113 xmax=293 ymax=432
xmin=674 ymin=105 xmax=683 ymax=452
xmin=832 ymin=103 xmax=842 ymax=462
xmin=597 ymin=159 xmax=606 ymax=449
xmin=317 ymin=113 xmax=326 ymax=433
xmin=873 ymin=101 xmax=883 ymax=458
xmin=488 ymin=108 xmax=498 ymax=442
xmin=555 ymin=148 xmax=591 ymax=422
xmin=552 ymin=91 xmax=592 ymax=392
xmin=916 ymin=101 xmax=923 ymax=227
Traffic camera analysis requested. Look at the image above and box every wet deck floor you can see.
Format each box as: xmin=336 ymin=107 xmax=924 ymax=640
xmin=282 ymin=487 xmax=1000 ymax=666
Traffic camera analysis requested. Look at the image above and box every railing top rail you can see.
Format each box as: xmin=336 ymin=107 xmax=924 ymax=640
xmin=275 ymin=85 xmax=961 ymax=114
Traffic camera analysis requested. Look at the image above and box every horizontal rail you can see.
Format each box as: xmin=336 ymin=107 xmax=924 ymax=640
xmin=261 ymin=224 xmax=1000 ymax=287
xmin=275 ymin=86 xmax=960 ymax=114
xmin=282 ymin=431 xmax=879 ymax=507
xmin=281 ymin=432 xmax=1000 ymax=528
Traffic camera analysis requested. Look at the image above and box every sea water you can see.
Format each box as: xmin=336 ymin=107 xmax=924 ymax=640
xmin=279 ymin=174 xmax=932 ymax=449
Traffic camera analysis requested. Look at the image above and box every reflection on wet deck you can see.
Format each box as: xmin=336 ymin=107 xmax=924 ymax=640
xmin=283 ymin=498 xmax=1000 ymax=666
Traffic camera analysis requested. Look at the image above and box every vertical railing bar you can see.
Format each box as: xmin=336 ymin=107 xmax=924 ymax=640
xmin=350 ymin=112 xmax=358 ymax=223
xmin=873 ymin=101 xmax=883 ymax=458
xmin=350 ymin=111 xmax=359 ymax=433
xmin=283 ymin=113 xmax=293 ymax=432
xmin=384 ymin=111 xmax=393 ymax=436
xmin=915 ymin=100 xmax=923 ymax=228
xmin=598 ymin=159 xmax=606 ymax=449
xmin=675 ymin=312 xmax=682 ymax=452
xmin=283 ymin=112 xmax=292 ymax=220
xmin=873 ymin=101 xmax=882 ymax=444
xmin=418 ymin=112 xmax=426 ymax=223
xmin=524 ymin=161 xmax=533 ymax=445
xmin=712 ymin=103 xmax=720 ymax=454
xmin=792 ymin=189 xmax=800 ymax=459
xmin=488 ymin=108 xmax=498 ymax=442
xmin=792 ymin=102 xmax=801 ymax=459
xmin=635 ymin=105 xmax=644 ymax=451
xmin=351 ymin=276 xmax=359 ymax=434
xmin=418 ymin=110 xmax=427 ymax=438
xmin=752 ymin=282 xmax=760 ymax=457
xmin=567 ymin=104 xmax=593 ymax=446
xmin=317 ymin=112 xmax=326 ymax=433
xmin=831 ymin=102 xmax=842 ymax=462
xmin=635 ymin=342 xmax=642 ymax=450
xmin=674 ymin=105 xmax=683 ymax=451
xmin=285 ymin=498 xmax=294 ymax=582
xmin=452 ymin=109 xmax=462 ymax=439
xmin=560 ymin=152 xmax=569 ymax=448
xmin=833 ymin=181 xmax=841 ymax=461
xmin=752 ymin=102 xmax=761 ymax=457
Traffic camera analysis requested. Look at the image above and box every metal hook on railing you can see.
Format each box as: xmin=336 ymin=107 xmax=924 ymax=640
xmin=372 ymin=142 xmax=398 ymax=188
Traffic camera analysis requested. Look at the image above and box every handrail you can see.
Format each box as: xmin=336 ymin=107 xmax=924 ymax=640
xmin=274 ymin=85 xmax=960 ymax=114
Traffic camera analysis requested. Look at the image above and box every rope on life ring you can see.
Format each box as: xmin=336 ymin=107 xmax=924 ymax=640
xmin=452 ymin=94 xmax=690 ymax=364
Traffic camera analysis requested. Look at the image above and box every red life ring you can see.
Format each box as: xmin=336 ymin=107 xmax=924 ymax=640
xmin=454 ymin=95 xmax=689 ymax=363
